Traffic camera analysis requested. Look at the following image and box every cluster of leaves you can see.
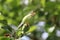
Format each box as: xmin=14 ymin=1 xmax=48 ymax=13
xmin=0 ymin=0 xmax=60 ymax=40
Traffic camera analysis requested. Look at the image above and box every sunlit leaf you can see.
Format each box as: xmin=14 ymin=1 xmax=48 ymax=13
xmin=40 ymin=0 xmax=46 ymax=8
xmin=26 ymin=25 xmax=37 ymax=33
xmin=6 ymin=0 xmax=13 ymax=3
xmin=0 ymin=15 xmax=5 ymax=20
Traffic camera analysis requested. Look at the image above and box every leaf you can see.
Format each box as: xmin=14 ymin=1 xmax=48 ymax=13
xmin=40 ymin=0 xmax=46 ymax=8
xmin=0 ymin=36 xmax=11 ymax=40
xmin=16 ymin=27 xmax=23 ymax=37
xmin=0 ymin=15 xmax=5 ymax=20
xmin=6 ymin=0 xmax=13 ymax=3
xmin=26 ymin=25 xmax=37 ymax=33
xmin=8 ymin=12 xmax=14 ymax=18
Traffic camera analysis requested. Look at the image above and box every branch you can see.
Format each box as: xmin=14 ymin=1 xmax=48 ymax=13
xmin=17 ymin=11 xmax=36 ymax=29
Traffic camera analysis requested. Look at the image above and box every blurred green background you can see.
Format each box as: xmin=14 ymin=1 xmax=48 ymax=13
xmin=0 ymin=0 xmax=60 ymax=40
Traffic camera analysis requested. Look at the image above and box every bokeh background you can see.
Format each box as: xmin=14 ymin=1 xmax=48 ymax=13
xmin=0 ymin=0 xmax=60 ymax=40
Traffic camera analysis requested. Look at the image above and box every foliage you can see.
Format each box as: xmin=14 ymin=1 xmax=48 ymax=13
xmin=0 ymin=0 xmax=60 ymax=40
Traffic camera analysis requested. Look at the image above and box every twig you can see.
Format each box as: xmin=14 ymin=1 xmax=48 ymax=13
xmin=17 ymin=11 xmax=36 ymax=29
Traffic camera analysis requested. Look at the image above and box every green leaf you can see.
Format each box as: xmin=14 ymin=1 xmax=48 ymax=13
xmin=40 ymin=0 xmax=46 ymax=8
xmin=0 ymin=36 xmax=11 ymax=40
xmin=6 ymin=0 xmax=13 ymax=3
xmin=8 ymin=12 xmax=14 ymax=18
xmin=0 ymin=15 xmax=5 ymax=20
xmin=26 ymin=25 xmax=37 ymax=33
